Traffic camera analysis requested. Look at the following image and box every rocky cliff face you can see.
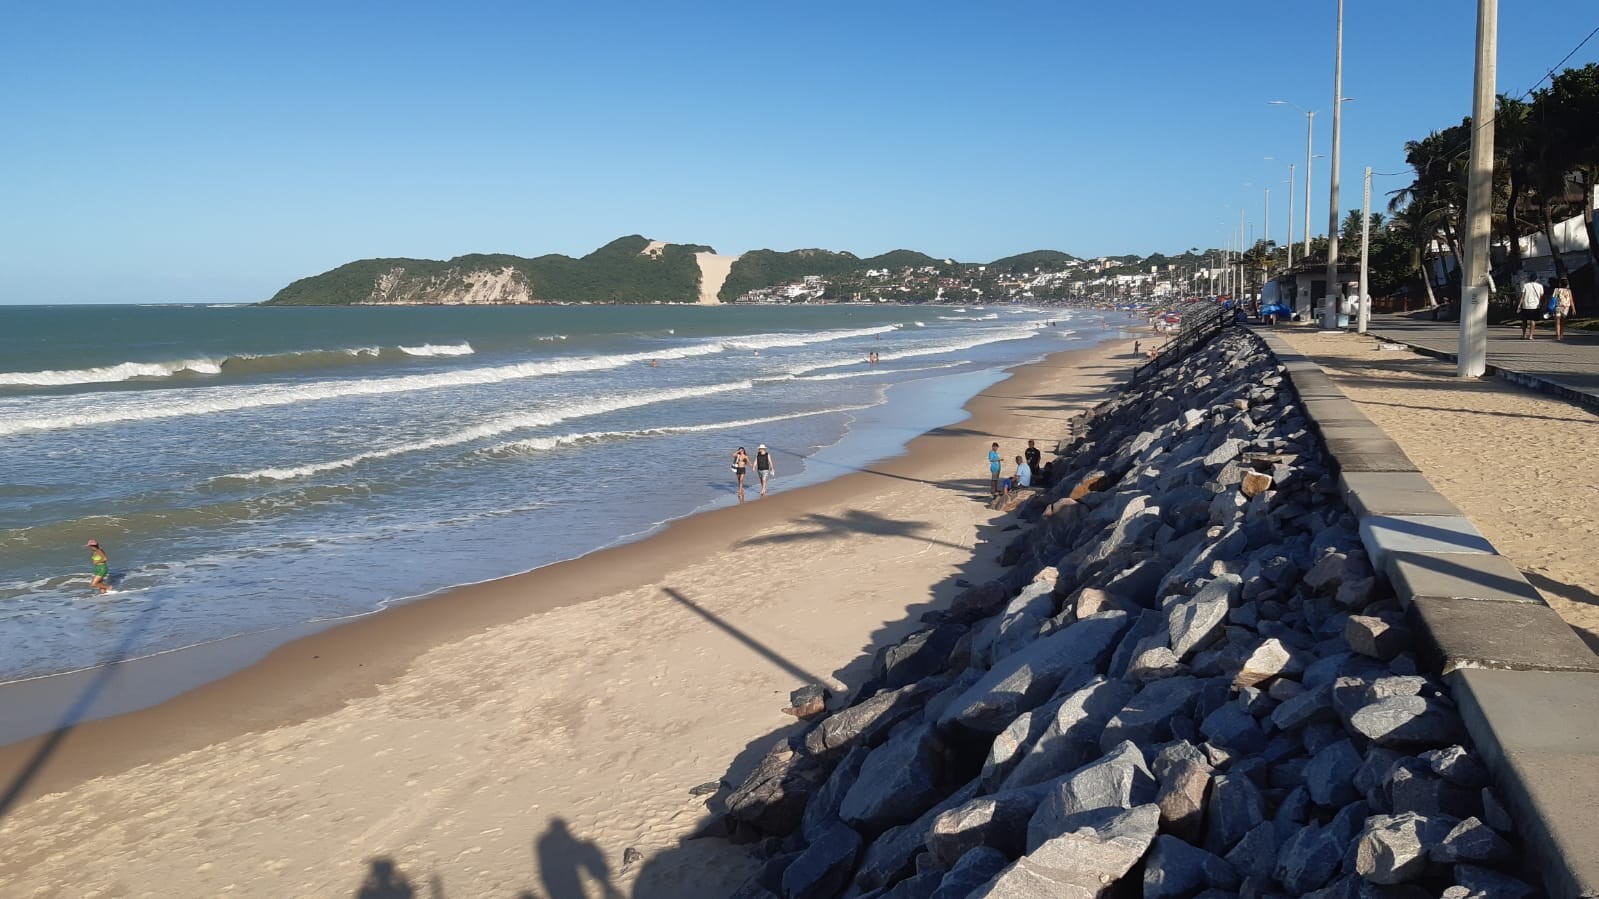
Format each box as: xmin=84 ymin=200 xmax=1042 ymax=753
xmin=362 ymin=265 xmax=535 ymax=305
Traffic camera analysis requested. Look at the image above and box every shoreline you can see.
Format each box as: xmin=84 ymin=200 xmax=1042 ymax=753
xmin=0 ymin=334 xmax=1140 ymax=896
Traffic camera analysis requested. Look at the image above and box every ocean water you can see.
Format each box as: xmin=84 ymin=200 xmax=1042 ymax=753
xmin=0 ymin=303 xmax=1121 ymax=682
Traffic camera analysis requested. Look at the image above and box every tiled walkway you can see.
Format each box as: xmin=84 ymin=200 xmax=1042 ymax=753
xmin=1362 ymin=315 xmax=1599 ymax=410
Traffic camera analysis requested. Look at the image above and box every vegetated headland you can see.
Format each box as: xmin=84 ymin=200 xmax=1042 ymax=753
xmin=261 ymin=234 xmax=1203 ymax=307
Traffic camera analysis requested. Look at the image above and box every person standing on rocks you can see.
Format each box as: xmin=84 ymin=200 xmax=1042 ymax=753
xmin=1024 ymin=439 xmax=1042 ymax=484
xmin=988 ymin=442 xmax=1002 ymax=496
xmin=754 ymin=444 xmax=776 ymax=496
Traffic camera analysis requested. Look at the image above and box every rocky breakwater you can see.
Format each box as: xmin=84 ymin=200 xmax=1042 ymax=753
xmin=714 ymin=328 xmax=1542 ymax=899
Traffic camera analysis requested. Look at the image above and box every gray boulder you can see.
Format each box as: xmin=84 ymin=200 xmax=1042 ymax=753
xmin=1223 ymin=820 xmax=1278 ymax=880
xmin=781 ymin=821 xmax=862 ymax=899
xmin=1026 ymin=741 xmax=1155 ymax=851
xmin=806 ymin=679 xmax=944 ymax=758
xmin=1202 ymin=773 xmax=1264 ymax=856
xmin=1155 ymin=758 xmax=1211 ymax=843
xmin=939 ymin=611 xmax=1131 ymax=734
xmin=971 ymin=805 xmax=1159 ymax=899
xmin=1353 ymin=812 xmax=1453 ymax=885
xmin=1143 ymin=835 xmax=1240 ymax=899
xmin=1303 ymin=739 xmax=1362 ymax=807
xmin=802 ymin=744 xmax=869 ymax=843
xmin=924 ymin=788 xmax=1042 ymax=868
xmin=1453 ymin=864 xmax=1539 ymax=899
xmin=1273 ymin=821 xmax=1343 ymax=894
xmin=1232 ymin=637 xmax=1302 ymax=688
xmin=1349 ymin=696 xmax=1467 ymax=746
xmin=879 ymin=623 xmax=969 ymax=690
xmin=1198 ymin=701 xmax=1265 ymax=755
xmin=841 ymin=724 xmax=947 ymax=834
xmin=852 ymin=781 xmax=984 ymax=892
xmin=1168 ymin=575 xmax=1241 ymax=659
xmin=726 ymin=743 xmax=830 ymax=837
xmin=1100 ymin=676 xmax=1204 ymax=750
xmin=1003 ymin=677 xmax=1133 ymax=790
xmin=927 ymin=846 xmax=1009 ymax=899
xmin=1428 ymin=816 xmax=1511 ymax=864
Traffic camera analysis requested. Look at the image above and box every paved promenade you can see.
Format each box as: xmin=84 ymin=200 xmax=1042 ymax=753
xmin=1362 ymin=314 xmax=1599 ymax=409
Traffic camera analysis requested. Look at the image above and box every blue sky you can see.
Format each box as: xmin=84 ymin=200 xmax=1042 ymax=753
xmin=1 ymin=1 xmax=1594 ymax=303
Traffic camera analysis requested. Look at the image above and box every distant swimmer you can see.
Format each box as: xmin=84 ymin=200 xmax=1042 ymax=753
xmin=650 ymin=359 xmax=658 ymax=367
xmin=86 ymin=539 xmax=110 ymax=594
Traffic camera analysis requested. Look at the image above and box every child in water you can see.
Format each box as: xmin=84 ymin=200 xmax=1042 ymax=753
xmin=87 ymin=539 xmax=111 ymax=594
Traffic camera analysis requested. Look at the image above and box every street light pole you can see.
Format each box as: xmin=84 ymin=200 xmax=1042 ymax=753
xmin=1324 ymin=0 xmax=1345 ymax=330
xmin=1458 ymin=0 xmax=1497 ymax=377
xmin=1264 ymin=187 xmax=1272 ymax=280
xmin=1304 ymin=112 xmax=1315 ymax=257
xmin=1359 ymin=166 xmax=1372 ymax=333
xmin=1287 ymin=163 xmax=1296 ymax=270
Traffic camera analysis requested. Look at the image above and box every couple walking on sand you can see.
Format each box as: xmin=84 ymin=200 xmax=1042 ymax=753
xmin=731 ymin=444 xmax=776 ymax=500
xmin=989 ymin=439 xmax=1042 ymax=497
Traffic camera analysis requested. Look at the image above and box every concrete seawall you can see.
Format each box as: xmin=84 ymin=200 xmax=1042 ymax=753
xmin=1257 ymin=327 xmax=1599 ymax=899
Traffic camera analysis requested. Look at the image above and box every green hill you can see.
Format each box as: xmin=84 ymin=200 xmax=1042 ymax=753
xmin=264 ymin=236 xmax=713 ymax=305
xmin=985 ymin=250 xmax=1078 ymax=273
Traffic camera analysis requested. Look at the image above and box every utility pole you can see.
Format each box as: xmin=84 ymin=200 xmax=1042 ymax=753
xmin=1458 ymin=0 xmax=1497 ymax=377
xmin=1264 ymin=188 xmax=1272 ymax=281
xmin=1287 ymin=163 xmax=1296 ymax=270
xmin=1239 ymin=208 xmax=1248 ymax=304
xmin=1359 ymin=166 xmax=1372 ymax=333
xmin=1304 ymin=114 xmax=1315 ymax=257
xmin=1324 ymin=0 xmax=1345 ymax=330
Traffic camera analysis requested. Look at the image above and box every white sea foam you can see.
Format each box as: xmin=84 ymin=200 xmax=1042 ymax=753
xmin=789 ymin=326 xmax=1040 ymax=375
xmin=913 ymin=321 xmax=926 ymax=327
xmin=936 ymin=315 xmax=967 ymax=321
xmin=398 ymin=342 xmax=474 ymax=356
xmin=0 ymin=358 xmax=225 ymax=387
xmin=534 ymin=335 xmax=568 ymax=342
xmin=214 ymin=381 xmax=751 ymax=482
xmin=482 ymin=405 xmax=872 ymax=457
xmin=0 ymin=342 xmax=730 ymax=436
xmin=721 ymin=325 xmax=896 ymax=351
xmin=797 ymin=362 xmax=962 ymax=381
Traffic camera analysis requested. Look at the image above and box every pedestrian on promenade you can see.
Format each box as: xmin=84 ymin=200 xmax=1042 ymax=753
xmin=754 ymin=444 xmax=776 ymax=496
xmin=731 ymin=447 xmax=750 ymax=500
xmin=1517 ymin=275 xmax=1545 ymax=340
xmin=1552 ymin=277 xmax=1575 ymax=340
xmin=988 ymin=442 xmax=1001 ymax=496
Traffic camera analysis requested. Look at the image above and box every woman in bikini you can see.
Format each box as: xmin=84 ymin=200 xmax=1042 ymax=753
xmin=732 ymin=447 xmax=751 ymax=500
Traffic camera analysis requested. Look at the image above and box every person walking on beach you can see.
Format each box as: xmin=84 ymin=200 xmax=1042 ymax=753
xmin=755 ymin=444 xmax=776 ymax=496
xmin=86 ymin=539 xmax=110 ymax=594
xmin=1518 ymin=274 xmax=1545 ymax=340
xmin=732 ymin=447 xmax=751 ymax=500
xmin=988 ymin=442 xmax=1002 ymax=496
xmin=1552 ymin=277 xmax=1575 ymax=340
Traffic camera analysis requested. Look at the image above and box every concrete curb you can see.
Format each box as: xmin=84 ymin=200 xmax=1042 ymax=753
xmin=1366 ymin=331 xmax=1599 ymax=415
xmin=1254 ymin=328 xmax=1599 ymax=899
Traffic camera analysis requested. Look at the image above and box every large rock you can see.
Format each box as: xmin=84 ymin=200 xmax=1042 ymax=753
xmin=1202 ymin=773 xmax=1264 ymax=856
xmin=1273 ymin=821 xmax=1343 ymax=894
xmin=1003 ymin=678 xmax=1134 ymax=790
xmin=1100 ymin=676 xmax=1204 ymax=751
xmin=1232 ymin=637 xmax=1302 ymax=688
xmin=1198 ymin=701 xmax=1265 ymax=755
xmin=852 ymin=781 xmax=984 ymax=892
xmin=1353 ymin=812 xmax=1453 ymax=885
xmin=840 ymin=723 xmax=948 ymax=835
xmin=970 ymin=805 xmax=1159 ymax=899
xmin=1143 ymin=835 xmax=1239 ymax=899
xmin=940 ymin=611 xmax=1131 ymax=735
xmin=726 ymin=743 xmax=831 ymax=837
xmin=1026 ymin=741 xmax=1156 ymax=851
xmin=1303 ymin=739 xmax=1362 ymax=807
xmin=1429 ymin=816 xmax=1512 ymax=864
xmin=780 ymin=821 xmax=862 ymax=899
xmin=878 ymin=623 xmax=969 ymax=691
xmin=1155 ymin=758 xmax=1211 ymax=843
xmin=806 ymin=679 xmax=943 ymax=758
xmin=1167 ymin=575 xmax=1240 ymax=659
xmin=1348 ymin=696 xmax=1467 ymax=746
xmin=924 ymin=788 xmax=1044 ymax=868
xmin=927 ymin=846 xmax=1009 ymax=899
xmin=801 ymin=744 xmax=869 ymax=843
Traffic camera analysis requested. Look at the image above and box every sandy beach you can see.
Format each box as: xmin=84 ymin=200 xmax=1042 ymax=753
xmin=0 ymin=336 xmax=1139 ymax=898
xmin=1274 ymin=328 xmax=1599 ymax=650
